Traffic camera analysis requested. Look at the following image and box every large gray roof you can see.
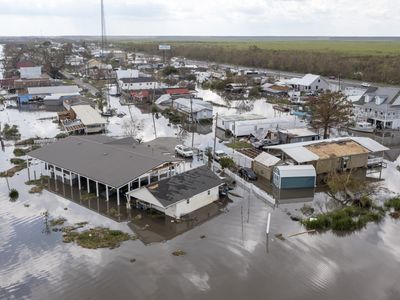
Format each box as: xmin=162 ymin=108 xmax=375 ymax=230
xmin=28 ymin=136 xmax=182 ymax=188
xmin=147 ymin=166 xmax=223 ymax=207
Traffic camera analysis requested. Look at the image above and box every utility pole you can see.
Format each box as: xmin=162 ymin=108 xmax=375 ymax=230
xmin=213 ymin=112 xmax=218 ymax=165
xmin=190 ymin=96 xmax=194 ymax=148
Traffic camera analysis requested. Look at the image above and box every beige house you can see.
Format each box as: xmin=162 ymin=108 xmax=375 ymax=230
xmin=252 ymin=152 xmax=281 ymax=181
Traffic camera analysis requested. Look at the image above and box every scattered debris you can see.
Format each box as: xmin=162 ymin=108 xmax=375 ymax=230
xmin=275 ymin=233 xmax=285 ymax=241
xmin=49 ymin=217 xmax=67 ymax=227
xmin=24 ymin=204 xmax=30 ymax=208
xmin=290 ymin=215 xmax=301 ymax=222
xmin=0 ymin=164 xmax=26 ymax=177
xmin=172 ymin=250 xmax=187 ymax=256
xmin=130 ymin=258 xmax=136 ymax=263
xmin=287 ymin=230 xmax=316 ymax=238
xmin=300 ymin=204 xmax=315 ymax=216
xmin=200 ymin=235 xmax=206 ymax=239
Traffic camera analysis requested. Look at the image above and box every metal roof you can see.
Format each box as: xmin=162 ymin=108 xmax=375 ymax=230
xmin=28 ymin=136 xmax=182 ymax=188
xmin=275 ymin=165 xmax=316 ymax=178
xmin=139 ymin=166 xmax=223 ymax=207
xmin=351 ymin=137 xmax=389 ymax=152
xmin=283 ymin=147 xmax=319 ymax=163
xmin=254 ymin=152 xmax=280 ymax=167
xmin=72 ymin=105 xmax=107 ymax=126
xmin=27 ymin=85 xmax=80 ymax=95
xmin=219 ymin=114 xmax=266 ymax=122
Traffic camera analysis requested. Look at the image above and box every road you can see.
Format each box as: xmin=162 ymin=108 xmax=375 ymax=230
xmin=60 ymin=70 xmax=99 ymax=96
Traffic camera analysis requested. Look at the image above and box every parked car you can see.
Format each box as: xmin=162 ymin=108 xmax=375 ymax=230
xmin=238 ymin=167 xmax=258 ymax=181
xmin=214 ymin=150 xmax=227 ymax=162
xmin=175 ymin=145 xmax=193 ymax=158
xmin=252 ymin=139 xmax=279 ymax=149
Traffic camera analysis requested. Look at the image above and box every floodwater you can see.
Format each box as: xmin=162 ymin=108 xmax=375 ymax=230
xmin=2 ymin=45 xmax=400 ymax=299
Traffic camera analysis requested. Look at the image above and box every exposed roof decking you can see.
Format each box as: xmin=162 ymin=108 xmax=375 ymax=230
xmin=28 ymin=136 xmax=182 ymax=188
xmin=305 ymin=141 xmax=369 ymax=159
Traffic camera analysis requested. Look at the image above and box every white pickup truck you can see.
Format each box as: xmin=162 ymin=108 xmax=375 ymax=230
xmin=175 ymin=145 xmax=194 ymax=158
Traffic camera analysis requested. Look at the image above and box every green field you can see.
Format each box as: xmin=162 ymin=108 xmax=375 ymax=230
xmin=118 ymin=38 xmax=400 ymax=84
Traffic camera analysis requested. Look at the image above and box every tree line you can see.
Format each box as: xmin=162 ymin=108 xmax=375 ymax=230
xmin=120 ymin=42 xmax=400 ymax=85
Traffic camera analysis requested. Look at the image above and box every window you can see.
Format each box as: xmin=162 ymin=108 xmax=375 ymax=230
xmin=186 ymin=199 xmax=190 ymax=204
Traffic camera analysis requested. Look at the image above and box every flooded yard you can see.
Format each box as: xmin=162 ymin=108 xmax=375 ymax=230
xmin=1 ymin=44 xmax=400 ymax=299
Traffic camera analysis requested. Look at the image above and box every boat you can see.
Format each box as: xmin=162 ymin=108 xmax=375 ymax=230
xmin=350 ymin=121 xmax=375 ymax=133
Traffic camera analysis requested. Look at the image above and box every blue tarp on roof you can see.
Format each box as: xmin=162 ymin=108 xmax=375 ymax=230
xmin=18 ymin=94 xmax=34 ymax=103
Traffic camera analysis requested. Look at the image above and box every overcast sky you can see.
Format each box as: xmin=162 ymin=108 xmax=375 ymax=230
xmin=0 ymin=0 xmax=398 ymax=36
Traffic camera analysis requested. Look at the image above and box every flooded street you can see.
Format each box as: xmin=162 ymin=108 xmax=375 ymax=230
xmin=1 ymin=44 xmax=400 ymax=299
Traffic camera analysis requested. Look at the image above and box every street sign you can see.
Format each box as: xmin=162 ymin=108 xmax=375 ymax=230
xmin=158 ymin=44 xmax=171 ymax=51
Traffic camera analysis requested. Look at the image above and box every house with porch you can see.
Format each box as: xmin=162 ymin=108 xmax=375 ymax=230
xmin=127 ymin=166 xmax=223 ymax=219
xmin=27 ymin=135 xmax=185 ymax=207
xmin=352 ymin=86 xmax=400 ymax=129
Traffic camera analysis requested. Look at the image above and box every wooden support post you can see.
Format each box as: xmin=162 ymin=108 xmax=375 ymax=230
xmin=106 ymin=185 xmax=109 ymax=201
xmin=69 ymin=171 xmax=72 ymax=186
xmin=87 ymin=178 xmax=90 ymax=193
xmin=78 ymin=175 xmax=81 ymax=190
xmin=96 ymin=181 xmax=99 ymax=197
xmin=27 ymin=158 xmax=31 ymax=181
xmin=61 ymin=168 xmax=64 ymax=184
xmin=117 ymin=188 xmax=120 ymax=206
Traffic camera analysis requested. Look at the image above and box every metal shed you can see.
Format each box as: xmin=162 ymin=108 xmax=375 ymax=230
xmin=273 ymin=165 xmax=316 ymax=189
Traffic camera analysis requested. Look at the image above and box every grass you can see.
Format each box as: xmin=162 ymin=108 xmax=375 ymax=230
xmin=10 ymin=158 xmax=25 ymax=165
xmin=63 ymin=227 xmax=134 ymax=249
xmin=49 ymin=217 xmax=67 ymax=227
xmin=25 ymin=177 xmax=49 ymax=194
xmin=301 ymin=205 xmax=385 ymax=232
xmin=13 ymin=148 xmax=28 ymax=157
xmin=225 ymin=141 xmax=253 ymax=149
xmin=0 ymin=164 xmax=26 ymax=177
xmin=385 ymin=196 xmax=400 ymax=219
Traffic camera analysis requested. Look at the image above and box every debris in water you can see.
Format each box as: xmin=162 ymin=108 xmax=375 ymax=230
xmin=200 ymin=235 xmax=206 ymax=239
xmin=172 ymin=250 xmax=187 ymax=256
xmin=290 ymin=215 xmax=301 ymax=222
xmin=49 ymin=217 xmax=67 ymax=226
xmin=130 ymin=258 xmax=136 ymax=263
xmin=275 ymin=233 xmax=285 ymax=241
xmin=287 ymin=230 xmax=317 ymax=238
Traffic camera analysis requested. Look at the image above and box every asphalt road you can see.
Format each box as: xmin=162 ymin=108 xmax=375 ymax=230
xmin=60 ymin=70 xmax=99 ymax=96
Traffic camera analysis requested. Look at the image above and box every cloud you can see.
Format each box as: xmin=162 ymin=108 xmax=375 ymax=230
xmin=0 ymin=0 xmax=398 ymax=36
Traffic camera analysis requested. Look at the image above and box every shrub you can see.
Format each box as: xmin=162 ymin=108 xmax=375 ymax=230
xmin=13 ymin=148 xmax=27 ymax=157
xmin=219 ymin=157 xmax=235 ymax=170
xmin=9 ymin=189 xmax=19 ymax=200
xmin=55 ymin=132 xmax=69 ymax=139
xmin=385 ymin=197 xmax=400 ymax=211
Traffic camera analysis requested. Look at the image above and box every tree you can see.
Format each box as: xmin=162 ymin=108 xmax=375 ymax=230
xmin=309 ymin=91 xmax=353 ymax=139
xmin=219 ymin=157 xmax=235 ymax=170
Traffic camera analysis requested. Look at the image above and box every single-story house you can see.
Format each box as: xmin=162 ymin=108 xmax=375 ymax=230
xmin=252 ymin=152 xmax=281 ymax=181
xmin=266 ymin=137 xmax=388 ymax=181
xmin=285 ymin=74 xmax=329 ymax=92
xmin=70 ymin=105 xmax=107 ymax=134
xmin=273 ymin=165 xmax=316 ymax=189
xmin=172 ymin=98 xmax=213 ymax=122
xmin=27 ymin=135 xmax=185 ymax=206
xmin=127 ymin=166 xmax=223 ymax=219
xmin=278 ymin=128 xmax=319 ymax=144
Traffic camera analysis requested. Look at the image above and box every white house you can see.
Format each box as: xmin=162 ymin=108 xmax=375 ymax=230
xmin=116 ymin=69 xmax=139 ymax=80
xmin=217 ymin=114 xmax=305 ymax=137
xmin=172 ymin=98 xmax=213 ymax=122
xmin=118 ymin=77 xmax=157 ymax=91
xmin=19 ymin=66 xmax=42 ymax=79
xmin=285 ymin=74 xmax=329 ymax=92
xmin=71 ymin=105 xmax=107 ymax=134
xmin=127 ymin=166 xmax=223 ymax=219
xmin=352 ymin=86 xmax=400 ymax=129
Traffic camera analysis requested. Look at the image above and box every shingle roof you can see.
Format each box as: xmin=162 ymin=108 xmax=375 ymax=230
xmin=28 ymin=136 xmax=182 ymax=188
xmin=146 ymin=166 xmax=223 ymax=207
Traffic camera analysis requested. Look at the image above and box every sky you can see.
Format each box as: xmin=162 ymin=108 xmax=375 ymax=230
xmin=0 ymin=0 xmax=399 ymax=36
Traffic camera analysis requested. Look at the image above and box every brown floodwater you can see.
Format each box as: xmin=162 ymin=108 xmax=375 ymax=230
xmin=2 ymin=44 xmax=400 ymax=299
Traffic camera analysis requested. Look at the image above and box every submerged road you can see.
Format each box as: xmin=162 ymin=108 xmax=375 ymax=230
xmin=60 ymin=70 xmax=99 ymax=96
